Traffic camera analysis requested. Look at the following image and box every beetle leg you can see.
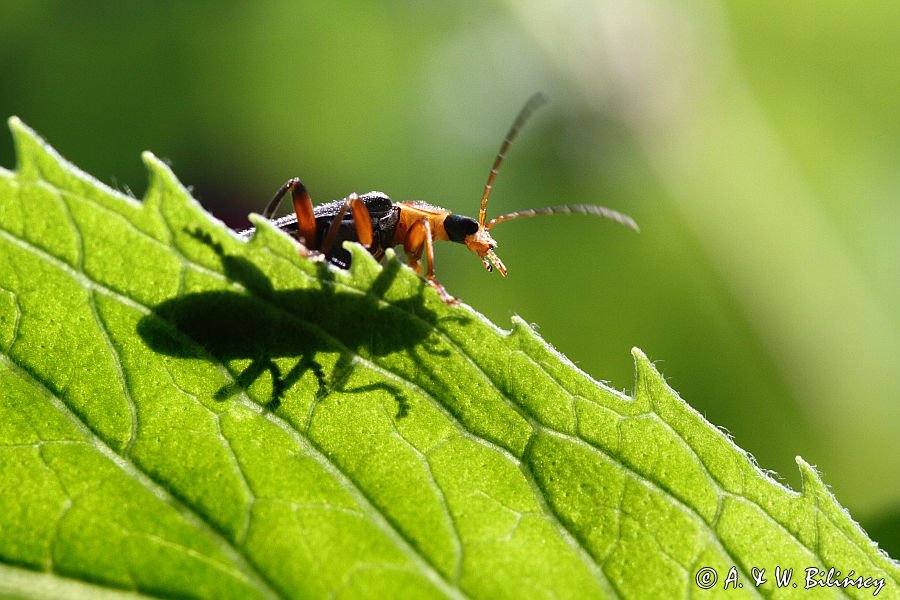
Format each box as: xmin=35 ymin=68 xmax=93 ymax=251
xmin=403 ymin=218 xmax=426 ymax=273
xmin=290 ymin=180 xmax=318 ymax=249
xmin=320 ymin=197 xmax=350 ymax=256
xmin=262 ymin=179 xmax=294 ymax=219
xmin=320 ymin=193 xmax=373 ymax=256
xmin=264 ymin=178 xmax=318 ymax=249
xmin=348 ymin=196 xmax=373 ymax=248
xmin=404 ymin=218 xmax=458 ymax=305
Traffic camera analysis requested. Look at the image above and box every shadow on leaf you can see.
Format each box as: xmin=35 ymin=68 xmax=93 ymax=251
xmin=137 ymin=229 xmax=442 ymax=416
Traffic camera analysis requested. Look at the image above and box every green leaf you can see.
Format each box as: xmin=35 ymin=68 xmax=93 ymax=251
xmin=0 ymin=116 xmax=896 ymax=599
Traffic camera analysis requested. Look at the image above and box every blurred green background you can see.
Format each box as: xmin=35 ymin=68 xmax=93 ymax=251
xmin=2 ymin=1 xmax=898 ymax=554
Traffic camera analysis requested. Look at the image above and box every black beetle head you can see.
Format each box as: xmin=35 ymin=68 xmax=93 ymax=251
xmin=444 ymin=214 xmax=480 ymax=243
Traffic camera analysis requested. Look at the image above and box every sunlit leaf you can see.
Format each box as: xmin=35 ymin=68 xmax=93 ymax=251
xmin=0 ymin=118 xmax=896 ymax=598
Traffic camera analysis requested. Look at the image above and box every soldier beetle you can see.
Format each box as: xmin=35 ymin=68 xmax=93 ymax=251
xmin=241 ymin=94 xmax=638 ymax=304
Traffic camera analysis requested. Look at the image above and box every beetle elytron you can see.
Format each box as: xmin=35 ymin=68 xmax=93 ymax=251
xmin=240 ymin=94 xmax=638 ymax=304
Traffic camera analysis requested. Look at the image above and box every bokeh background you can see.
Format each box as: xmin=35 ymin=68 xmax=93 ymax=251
xmin=2 ymin=1 xmax=898 ymax=554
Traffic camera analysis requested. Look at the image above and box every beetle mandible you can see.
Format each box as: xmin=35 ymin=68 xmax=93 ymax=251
xmin=240 ymin=94 xmax=638 ymax=304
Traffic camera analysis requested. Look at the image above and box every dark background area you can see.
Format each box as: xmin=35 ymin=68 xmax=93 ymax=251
xmin=2 ymin=1 xmax=897 ymax=554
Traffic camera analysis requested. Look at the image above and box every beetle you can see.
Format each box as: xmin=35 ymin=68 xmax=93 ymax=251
xmin=239 ymin=94 xmax=638 ymax=304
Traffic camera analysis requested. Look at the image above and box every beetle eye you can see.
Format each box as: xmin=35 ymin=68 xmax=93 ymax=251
xmin=444 ymin=214 xmax=479 ymax=242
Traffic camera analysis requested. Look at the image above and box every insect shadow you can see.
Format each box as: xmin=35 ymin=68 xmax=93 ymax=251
xmin=136 ymin=229 xmax=443 ymax=416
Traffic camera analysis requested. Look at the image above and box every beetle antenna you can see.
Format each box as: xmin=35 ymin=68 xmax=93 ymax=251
xmin=486 ymin=204 xmax=639 ymax=232
xmin=478 ymin=93 xmax=548 ymax=228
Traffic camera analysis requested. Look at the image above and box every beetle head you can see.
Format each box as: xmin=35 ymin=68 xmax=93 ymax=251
xmin=443 ymin=213 xmax=507 ymax=276
xmin=464 ymin=227 xmax=506 ymax=277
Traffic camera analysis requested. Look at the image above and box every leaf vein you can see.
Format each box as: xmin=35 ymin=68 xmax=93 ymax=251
xmin=138 ymin=310 xmax=468 ymax=599
xmin=510 ymin=347 xmax=769 ymax=594
xmin=649 ymin=412 xmax=825 ymax=567
xmin=383 ymin=402 xmax=464 ymax=584
xmin=0 ymin=220 xmax=464 ymax=598
xmin=161 ymin=364 xmax=256 ymax=547
xmin=0 ymin=350 xmax=283 ymax=600
xmin=256 ymin=245 xmax=620 ymax=596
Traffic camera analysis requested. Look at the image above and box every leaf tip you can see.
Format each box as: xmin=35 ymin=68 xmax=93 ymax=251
xmin=630 ymin=346 xmax=656 ymax=410
xmin=245 ymin=213 xmax=302 ymax=254
xmin=141 ymin=150 xmax=175 ymax=182
xmin=795 ymin=457 xmax=899 ymax=566
xmin=7 ymin=115 xmax=25 ymax=133
xmin=140 ymin=150 xmax=190 ymax=209
xmin=140 ymin=149 xmax=161 ymax=165
xmin=7 ymin=117 xmax=115 ymax=194
xmin=630 ymin=346 xmax=656 ymax=379
xmin=6 ymin=116 xmax=44 ymax=177
xmin=796 ymin=456 xmax=828 ymax=497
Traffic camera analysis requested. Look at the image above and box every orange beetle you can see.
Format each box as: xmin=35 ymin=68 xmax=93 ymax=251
xmin=241 ymin=94 xmax=638 ymax=304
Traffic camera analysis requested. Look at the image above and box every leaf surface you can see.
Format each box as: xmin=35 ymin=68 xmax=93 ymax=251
xmin=0 ymin=118 xmax=896 ymax=599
